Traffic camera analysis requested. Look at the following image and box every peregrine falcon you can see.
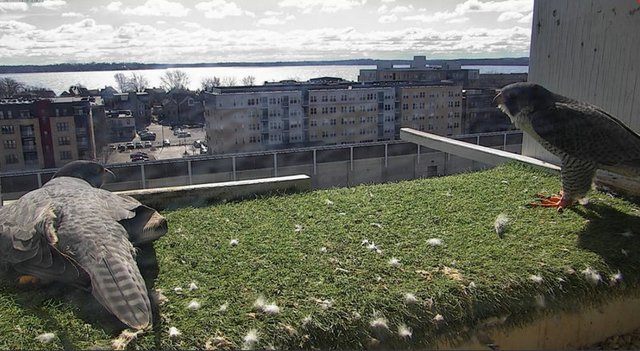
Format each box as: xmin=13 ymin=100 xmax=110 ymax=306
xmin=494 ymin=82 xmax=640 ymax=210
xmin=0 ymin=160 xmax=167 ymax=329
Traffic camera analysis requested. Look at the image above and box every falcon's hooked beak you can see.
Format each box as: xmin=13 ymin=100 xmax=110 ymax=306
xmin=492 ymin=91 xmax=512 ymax=119
xmin=103 ymin=168 xmax=116 ymax=183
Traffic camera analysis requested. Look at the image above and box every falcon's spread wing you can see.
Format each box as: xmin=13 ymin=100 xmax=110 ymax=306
xmin=0 ymin=174 xmax=167 ymax=330
xmin=530 ymin=98 xmax=640 ymax=170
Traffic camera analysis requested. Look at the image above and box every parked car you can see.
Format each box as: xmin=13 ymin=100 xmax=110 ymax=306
xmin=130 ymin=151 xmax=148 ymax=159
xmin=108 ymin=144 xmax=116 ymax=150
xmin=143 ymin=141 xmax=153 ymax=148
xmin=140 ymin=132 xmax=156 ymax=141
xmin=134 ymin=142 xmax=144 ymax=149
xmin=177 ymin=131 xmax=191 ymax=138
xmin=118 ymin=144 xmax=126 ymax=152
xmin=126 ymin=142 xmax=135 ymax=150
xmin=163 ymin=139 xmax=171 ymax=146
xmin=193 ymin=140 xmax=202 ymax=148
xmin=200 ymin=146 xmax=208 ymax=154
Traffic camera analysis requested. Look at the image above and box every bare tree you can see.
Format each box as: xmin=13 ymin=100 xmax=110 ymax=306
xmin=129 ymin=72 xmax=149 ymax=92
xmin=114 ymin=73 xmax=128 ymax=92
xmin=0 ymin=78 xmax=25 ymax=98
xmin=160 ymin=69 xmax=191 ymax=91
xmin=241 ymin=75 xmax=256 ymax=86
xmin=201 ymin=76 xmax=221 ymax=91
xmin=221 ymin=76 xmax=237 ymax=87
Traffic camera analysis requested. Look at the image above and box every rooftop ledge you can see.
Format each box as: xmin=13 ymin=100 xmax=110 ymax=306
xmin=2 ymin=160 xmax=640 ymax=349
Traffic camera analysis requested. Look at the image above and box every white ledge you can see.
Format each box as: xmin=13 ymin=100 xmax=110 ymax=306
xmin=400 ymin=128 xmax=560 ymax=173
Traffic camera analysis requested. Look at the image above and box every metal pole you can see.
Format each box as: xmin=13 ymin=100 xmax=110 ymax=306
xmin=313 ymin=149 xmax=317 ymax=175
xmin=384 ymin=143 xmax=388 ymax=168
xmin=503 ymin=132 xmax=507 ymax=150
xmin=350 ymin=146 xmax=353 ymax=171
xmin=37 ymin=173 xmax=42 ymax=188
xmin=232 ymin=156 xmax=237 ymax=181
xmin=0 ymin=175 xmax=3 ymax=207
xmin=417 ymin=144 xmax=421 ymax=164
xmin=140 ymin=164 xmax=146 ymax=189
xmin=187 ymin=159 xmax=193 ymax=185
xmin=273 ymin=153 xmax=278 ymax=177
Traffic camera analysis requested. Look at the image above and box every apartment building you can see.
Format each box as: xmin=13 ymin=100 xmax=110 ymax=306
xmin=105 ymin=110 xmax=136 ymax=142
xmin=0 ymin=97 xmax=97 ymax=171
xmin=358 ymin=56 xmax=480 ymax=88
xmin=399 ymin=85 xmax=463 ymax=136
xmin=205 ymin=90 xmax=304 ymax=154
xmin=203 ymin=80 xmax=462 ymax=155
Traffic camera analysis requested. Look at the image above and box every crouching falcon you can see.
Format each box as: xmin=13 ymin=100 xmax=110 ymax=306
xmin=0 ymin=161 xmax=167 ymax=329
xmin=494 ymin=82 xmax=640 ymax=210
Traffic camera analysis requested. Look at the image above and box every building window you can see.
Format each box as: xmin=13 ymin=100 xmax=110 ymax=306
xmin=58 ymin=136 xmax=71 ymax=145
xmin=3 ymin=140 xmax=16 ymax=149
xmin=310 ymin=96 xmax=317 ymax=103
xmin=56 ymin=122 xmax=69 ymax=132
xmin=60 ymin=151 xmax=72 ymax=160
xmin=310 ymin=107 xmax=317 ymax=115
xmin=1 ymin=125 xmax=14 ymax=134
xmin=5 ymin=154 xmax=18 ymax=164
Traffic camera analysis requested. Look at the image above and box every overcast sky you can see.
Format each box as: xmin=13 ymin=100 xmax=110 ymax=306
xmin=0 ymin=0 xmax=533 ymax=65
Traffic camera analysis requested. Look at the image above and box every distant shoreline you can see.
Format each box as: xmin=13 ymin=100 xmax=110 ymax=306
xmin=0 ymin=58 xmax=528 ymax=74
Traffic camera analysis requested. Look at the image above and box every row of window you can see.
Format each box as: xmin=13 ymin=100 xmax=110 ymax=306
xmin=309 ymin=92 xmax=392 ymax=103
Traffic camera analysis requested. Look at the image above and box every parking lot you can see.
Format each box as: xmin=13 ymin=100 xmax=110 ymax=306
xmin=104 ymin=123 xmax=208 ymax=164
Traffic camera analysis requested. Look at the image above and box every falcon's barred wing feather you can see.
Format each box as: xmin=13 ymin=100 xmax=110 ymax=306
xmin=0 ymin=202 xmax=84 ymax=284
xmin=0 ymin=161 xmax=167 ymax=330
xmin=530 ymin=100 xmax=640 ymax=167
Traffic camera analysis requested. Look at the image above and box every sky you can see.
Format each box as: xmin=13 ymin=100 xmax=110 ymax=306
xmin=0 ymin=0 xmax=534 ymax=65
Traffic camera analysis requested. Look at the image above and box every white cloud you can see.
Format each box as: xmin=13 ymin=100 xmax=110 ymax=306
xmin=195 ymin=0 xmax=254 ymax=19
xmin=518 ymin=11 xmax=533 ymax=23
xmin=106 ymin=2 xmax=122 ymax=12
xmin=32 ymin=0 xmax=67 ymax=11
xmin=278 ymin=0 xmax=367 ymax=13
xmin=446 ymin=17 xmax=470 ymax=24
xmin=116 ymin=0 xmax=190 ymax=17
xmin=182 ymin=22 xmax=201 ymax=29
xmin=257 ymin=13 xmax=295 ymax=26
xmin=497 ymin=11 xmax=523 ymax=22
xmin=404 ymin=0 xmax=533 ymax=23
xmin=380 ymin=0 xmax=396 ymax=2
xmin=0 ymin=3 xmax=29 ymax=12
xmin=378 ymin=14 xmax=398 ymax=23
xmin=0 ymin=20 xmax=37 ymax=33
xmin=61 ymin=12 xmax=85 ymax=18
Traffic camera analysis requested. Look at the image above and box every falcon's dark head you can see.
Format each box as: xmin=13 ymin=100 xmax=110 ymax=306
xmin=493 ymin=82 xmax=555 ymax=121
xmin=53 ymin=160 xmax=115 ymax=188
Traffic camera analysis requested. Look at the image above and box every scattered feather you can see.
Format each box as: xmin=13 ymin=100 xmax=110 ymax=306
xmin=111 ymin=329 xmax=142 ymax=350
xmin=468 ymin=281 xmax=477 ymax=289
xmin=352 ymin=311 xmax=361 ymax=320
xmin=229 ymin=239 xmax=239 ymax=246
xmin=427 ymin=238 xmax=443 ymax=247
xmin=253 ymin=296 xmax=266 ymax=311
xmin=432 ymin=314 xmax=444 ymax=323
xmin=302 ymin=315 xmax=313 ymax=326
xmin=319 ymin=246 xmax=327 ymax=253
xmin=263 ymin=304 xmax=280 ymax=315
xmin=578 ymin=198 xmax=590 ymax=206
xmin=388 ymin=257 xmax=401 ymax=268
xmin=361 ymin=239 xmax=370 ymax=245
xmin=338 ymin=212 xmax=347 ymax=216
xmin=187 ymin=300 xmax=201 ymax=310
xmin=335 ymin=267 xmax=350 ymax=274
xmin=398 ymin=324 xmax=413 ymax=339
xmin=314 ymin=298 xmax=333 ymax=309
xmin=621 ymin=249 xmax=629 ymax=256
xmin=151 ymin=289 xmax=169 ymax=305
xmin=169 ymin=327 xmax=181 ymax=339
xmin=534 ymin=294 xmax=546 ymax=309
xmin=188 ymin=282 xmax=198 ymax=291
xmin=375 ymin=276 xmax=383 ymax=282
xmin=581 ymin=267 xmax=601 ymax=285
xmin=529 ymin=274 xmax=544 ymax=284
xmin=242 ymin=329 xmax=259 ymax=350
xmin=404 ymin=293 xmax=418 ymax=304
xmin=294 ymin=224 xmax=303 ymax=233
xmin=371 ymin=222 xmax=383 ymax=229
xmin=218 ymin=302 xmax=229 ymax=313
xmin=173 ymin=287 xmax=183 ymax=294
xmin=501 ymin=180 xmax=509 ymax=184
xmin=369 ymin=317 xmax=389 ymax=330
xmin=610 ymin=271 xmax=623 ymax=285
xmin=324 ymin=199 xmax=334 ymax=206
xmin=494 ymin=213 xmax=510 ymax=237
xmin=35 ymin=333 xmax=56 ymax=344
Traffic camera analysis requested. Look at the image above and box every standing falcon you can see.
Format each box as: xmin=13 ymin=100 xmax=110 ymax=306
xmin=0 ymin=160 xmax=167 ymax=329
xmin=494 ymin=82 xmax=640 ymax=210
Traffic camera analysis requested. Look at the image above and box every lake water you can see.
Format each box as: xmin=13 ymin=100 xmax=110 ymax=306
xmin=0 ymin=65 xmax=528 ymax=95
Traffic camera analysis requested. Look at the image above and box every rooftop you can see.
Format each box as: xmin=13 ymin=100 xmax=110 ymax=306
xmin=1 ymin=162 xmax=638 ymax=349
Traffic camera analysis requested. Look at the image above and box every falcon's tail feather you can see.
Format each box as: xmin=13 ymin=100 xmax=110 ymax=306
xmin=88 ymin=249 xmax=152 ymax=330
